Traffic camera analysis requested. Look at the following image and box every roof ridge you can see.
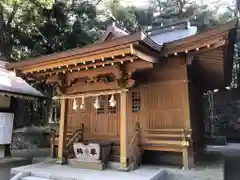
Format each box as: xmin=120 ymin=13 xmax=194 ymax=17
xmin=145 ymin=20 xmax=190 ymax=32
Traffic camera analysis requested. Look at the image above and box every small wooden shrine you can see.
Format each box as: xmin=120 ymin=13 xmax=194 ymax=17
xmin=0 ymin=59 xmax=43 ymax=158
xmin=7 ymin=19 xmax=238 ymax=170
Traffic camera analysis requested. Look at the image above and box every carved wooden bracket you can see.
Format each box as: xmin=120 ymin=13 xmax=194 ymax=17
xmin=46 ymin=60 xmax=152 ymax=94
xmin=47 ymin=74 xmax=67 ymax=95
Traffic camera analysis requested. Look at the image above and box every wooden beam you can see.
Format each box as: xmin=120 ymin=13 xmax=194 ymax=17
xmin=126 ymin=60 xmax=153 ymax=74
xmin=22 ymin=48 xmax=131 ymax=73
xmin=163 ymin=36 xmax=227 ymax=56
xmin=34 ymin=56 xmax=135 ymax=77
xmin=120 ymin=90 xmax=128 ymax=169
xmin=67 ymin=65 xmax=121 ymax=81
xmin=46 ymin=74 xmax=59 ymax=84
xmin=66 ymin=80 xmax=120 ymax=94
xmin=189 ymin=40 xmax=227 ymax=56
xmin=135 ymin=50 xmax=157 ymax=63
xmin=53 ymin=88 xmax=128 ymax=100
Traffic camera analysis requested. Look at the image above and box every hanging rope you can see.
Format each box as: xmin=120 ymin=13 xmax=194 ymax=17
xmin=52 ymin=88 xmax=128 ymax=100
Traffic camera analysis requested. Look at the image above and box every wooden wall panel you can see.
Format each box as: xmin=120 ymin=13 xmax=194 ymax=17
xmin=127 ymin=82 xmax=189 ymax=138
xmin=127 ymin=57 xmax=190 ymax=139
xmin=195 ymin=47 xmax=225 ymax=88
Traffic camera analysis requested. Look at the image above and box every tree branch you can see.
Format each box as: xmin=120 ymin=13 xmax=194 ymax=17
xmin=7 ymin=3 xmax=18 ymax=25
xmin=0 ymin=4 xmax=4 ymax=29
xmin=227 ymin=6 xmax=237 ymax=17
xmin=95 ymin=0 xmax=103 ymax=6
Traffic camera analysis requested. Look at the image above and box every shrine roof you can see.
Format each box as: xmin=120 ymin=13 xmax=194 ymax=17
xmin=161 ymin=18 xmax=238 ymax=56
xmin=7 ymin=18 xmax=238 ymax=72
xmin=0 ymin=60 xmax=43 ymax=98
xmin=7 ymin=30 xmax=161 ymax=70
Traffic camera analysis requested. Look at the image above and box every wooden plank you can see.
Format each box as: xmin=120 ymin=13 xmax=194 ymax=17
xmin=142 ymin=146 xmax=183 ymax=152
xmin=144 ymin=140 xmax=186 ymax=146
xmin=145 ymin=129 xmax=184 ymax=132
xmin=146 ymin=133 xmax=185 ymax=138
xmin=134 ymin=50 xmax=157 ymax=63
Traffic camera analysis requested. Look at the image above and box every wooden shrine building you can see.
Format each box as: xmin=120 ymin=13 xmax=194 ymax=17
xmin=7 ymin=19 xmax=238 ymax=170
xmin=0 ymin=59 xmax=43 ymax=158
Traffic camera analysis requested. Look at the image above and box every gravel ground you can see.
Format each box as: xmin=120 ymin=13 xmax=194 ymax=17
xmin=0 ymin=168 xmax=11 ymax=180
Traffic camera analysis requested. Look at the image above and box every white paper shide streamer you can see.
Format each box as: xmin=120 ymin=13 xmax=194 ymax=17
xmin=109 ymin=94 xmax=116 ymax=107
xmin=73 ymin=98 xmax=78 ymax=110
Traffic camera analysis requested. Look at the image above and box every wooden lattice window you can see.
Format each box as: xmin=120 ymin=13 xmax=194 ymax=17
xmin=132 ymin=92 xmax=141 ymax=113
xmin=97 ymin=96 xmax=105 ymax=114
xmin=108 ymin=95 xmax=116 ymax=114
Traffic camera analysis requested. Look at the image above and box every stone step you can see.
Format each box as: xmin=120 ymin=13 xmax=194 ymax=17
xmin=22 ymin=176 xmax=53 ymax=180
xmin=107 ymin=161 xmax=120 ymax=169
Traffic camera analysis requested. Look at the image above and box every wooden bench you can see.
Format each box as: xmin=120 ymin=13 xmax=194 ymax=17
xmin=143 ymin=128 xmax=192 ymax=169
xmin=50 ymin=124 xmax=84 ymax=158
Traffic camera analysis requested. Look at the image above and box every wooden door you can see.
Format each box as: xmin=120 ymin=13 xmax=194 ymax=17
xmin=89 ymin=95 xmax=120 ymax=136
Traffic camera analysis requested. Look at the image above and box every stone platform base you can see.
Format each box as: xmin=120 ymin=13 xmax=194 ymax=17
xmin=0 ymin=157 xmax=32 ymax=168
xmin=68 ymin=158 xmax=105 ymax=170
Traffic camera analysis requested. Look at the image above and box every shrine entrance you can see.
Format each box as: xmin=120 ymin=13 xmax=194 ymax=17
xmin=88 ymin=94 xmax=120 ymax=137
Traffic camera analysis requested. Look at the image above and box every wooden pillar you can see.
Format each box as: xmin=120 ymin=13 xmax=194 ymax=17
xmin=120 ymin=90 xmax=128 ymax=169
xmin=183 ymin=147 xmax=194 ymax=170
xmin=183 ymin=79 xmax=194 ymax=169
xmin=57 ymin=98 xmax=68 ymax=164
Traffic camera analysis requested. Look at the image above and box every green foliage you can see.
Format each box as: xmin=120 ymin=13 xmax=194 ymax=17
xmin=0 ymin=0 xmax=236 ymax=61
xmin=97 ymin=0 xmax=138 ymax=32
xmin=232 ymin=42 xmax=240 ymax=88
xmin=0 ymin=0 xmax=53 ymax=60
xmin=0 ymin=0 xmax=237 ymax=128
xmin=0 ymin=0 xmax=101 ymax=61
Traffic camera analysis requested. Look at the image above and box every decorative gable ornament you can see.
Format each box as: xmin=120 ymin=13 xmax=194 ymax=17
xmin=99 ymin=22 xmax=129 ymax=42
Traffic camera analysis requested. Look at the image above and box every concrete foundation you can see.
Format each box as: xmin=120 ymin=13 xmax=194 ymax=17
xmin=11 ymin=161 xmax=164 ymax=180
xmin=68 ymin=158 xmax=105 ymax=170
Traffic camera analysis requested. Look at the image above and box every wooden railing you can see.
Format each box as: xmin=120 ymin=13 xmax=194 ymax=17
xmin=50 ymin=123 xmax=84 ymax=158
xmin=143 ymin=128 xmax=192 ymax=150
xmin=143 ymin=128 xmax=192 ymax=168
xmin=127 ymin=122 xmax=141 ymax=170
